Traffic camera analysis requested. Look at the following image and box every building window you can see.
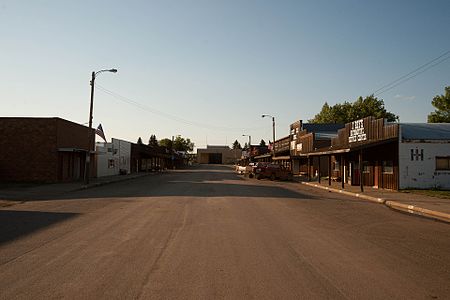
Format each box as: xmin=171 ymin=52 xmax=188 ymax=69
xmin=382 ymin=160 xmax=393 ymax=174
xmin=363 ymin=161 xmax=370 ymax=173
xmin=108 ymin=159 xmax=115 ymax=168
xmin=436 ymin=157 xmax=450 ymax=171
xmin=333 ymin=161 xmax=340 ymax=171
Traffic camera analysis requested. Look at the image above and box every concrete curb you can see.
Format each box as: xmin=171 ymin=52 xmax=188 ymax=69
xmin=300 ymin=182 xmax=450 ymax=224
xmin=385 ymin=201 xmax=450 ymax=223
xmin=301 ymin=182 xmax=385 ymax=204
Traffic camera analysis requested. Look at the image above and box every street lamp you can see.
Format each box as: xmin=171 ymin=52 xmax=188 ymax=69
xmin=242 ymin=134 xmax=252 ymax=162
xmin=261 ymin=114 xmax=276 ymax=155
xmin=242 ymin=134 xmax=251 ymax=149
xmin=85 ymin=68 xmax=118 ymax=184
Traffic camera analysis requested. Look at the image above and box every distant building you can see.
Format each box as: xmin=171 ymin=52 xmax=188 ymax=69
xmin=0 ymin=117 xmax=95 ymax=182
xmin=96 ymin=138 xmax=132 ymax=177
xmin=289 ymin=120 xmax=345 ymax=175
xmin=197 ymin=145 xmax=242 ymax=164
xmin=130 ymin=143 xmax=171 ymax=172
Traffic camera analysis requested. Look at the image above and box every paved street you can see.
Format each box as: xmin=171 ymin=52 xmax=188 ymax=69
xmin=1 ymin=165 xmax=449 ymax=299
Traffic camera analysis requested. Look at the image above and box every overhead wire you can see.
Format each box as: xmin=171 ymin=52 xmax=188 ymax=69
xmin=95 ymin=83 xmax=266 ymax=133
xmin=373 ymin=49 xmax=450 ymax=96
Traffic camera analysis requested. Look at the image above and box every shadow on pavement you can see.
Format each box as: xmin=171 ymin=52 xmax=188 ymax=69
xmin=0 ymin=210 xmax=79 ymax=245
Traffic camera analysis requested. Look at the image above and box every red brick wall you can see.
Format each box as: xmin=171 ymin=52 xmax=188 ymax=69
xmin=56 ymin=118 xmax=96 ymax=178
xmin=0 ymin=117 xmax=96 ymax=182
xmin=0 ymin=118 xmax=58 ymax=182
xmin=56 ymin=118 xmax=93 ymax=150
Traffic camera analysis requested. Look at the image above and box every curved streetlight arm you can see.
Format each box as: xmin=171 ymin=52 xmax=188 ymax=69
xmin=261 ymin=114 xmax=276 ymax=154
xmin=94 ymin=68 xmax=118 ymax=77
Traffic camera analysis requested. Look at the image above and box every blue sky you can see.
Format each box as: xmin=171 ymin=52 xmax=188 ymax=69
xmin=1 ymin=0 xmax=449 ymax=149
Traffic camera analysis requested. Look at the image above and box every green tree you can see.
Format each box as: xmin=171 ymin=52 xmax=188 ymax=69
xmin=137 ymin=137 xmax=143 ymax=144
xmin=148 ymin=134 xmax=158 ymax=147
xmin=173 ymin=136 xmax=194 ymax=152
xmin=309 ymin=95 xmax=398 ymax=123
xmin=428 ymin=86 xmax=450 ymax=123
xmin=243 ymin=142 xmax=249 ymax=150
xmin=159 ymin=138 xmax=173 ymax=150
xmin=232 ymin=140 xmax=242 ymax=149
xmin=259 ymin=139 xmax=266 ymax=147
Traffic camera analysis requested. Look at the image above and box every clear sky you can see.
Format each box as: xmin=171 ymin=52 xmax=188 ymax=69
xmin=1 ymin=0 xmax=449 ymax=149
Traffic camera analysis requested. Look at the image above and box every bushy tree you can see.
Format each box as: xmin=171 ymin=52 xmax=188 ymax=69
xmin=159 ymin=138 xmax=173 ymax=150
xmin=158 ymin=136 xmax=194 ymax=152
xmin=137 ymin=137 xmax=143 ymax=144
xmin=309 ymin=95 xmax=398 ymax=123
xmin=232 ymin=140 xmax=242 ymax=149
xmin=260 ymin=139 xmax=266 ymax=147
xmin=428 ymin=86 xmax=450 ymax=123
xmin=173 ymin=136 xmax=194 ymax=152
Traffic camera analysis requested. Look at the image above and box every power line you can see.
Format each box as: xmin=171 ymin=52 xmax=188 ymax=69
xmin=373 ymin=49 xmax=450 ymax=96
xmin=95 ymin=84 xmax=266 ymax=132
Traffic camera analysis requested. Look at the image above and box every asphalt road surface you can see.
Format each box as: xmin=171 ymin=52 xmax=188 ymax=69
xmin=1 ymin=165 xmax=449 ymax=299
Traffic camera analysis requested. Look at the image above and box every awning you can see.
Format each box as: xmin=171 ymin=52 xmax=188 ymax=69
xmin=272 ymin=156 xmax=291 ymax=160
xmin=58 ymin=148 xmax=88 ymax=153
xmin=254 ymin=154 xmax=272 ymax=159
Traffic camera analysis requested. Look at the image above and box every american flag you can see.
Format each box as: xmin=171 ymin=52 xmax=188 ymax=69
xmin=95 ymin=124 xmax=107 ymax=142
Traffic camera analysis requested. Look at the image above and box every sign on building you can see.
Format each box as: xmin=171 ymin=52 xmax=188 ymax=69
xmin=349 ymin=119 xmax=367 ymax=143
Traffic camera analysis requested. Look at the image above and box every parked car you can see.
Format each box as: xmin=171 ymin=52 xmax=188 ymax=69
xmin=247 ymin=162 xmax=268 ymax=178
xmin=255 ymin=163 xmax=292 ymax=181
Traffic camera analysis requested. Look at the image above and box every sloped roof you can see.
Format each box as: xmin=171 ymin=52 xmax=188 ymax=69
xmin=400 ymin=123 xmax=450 ymax=140
xmin=302 ymin=123 xmax=344 ymax=140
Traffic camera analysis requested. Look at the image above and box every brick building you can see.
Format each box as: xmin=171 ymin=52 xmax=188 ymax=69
xmin=0 ymin=117 xmax=95 ymax=183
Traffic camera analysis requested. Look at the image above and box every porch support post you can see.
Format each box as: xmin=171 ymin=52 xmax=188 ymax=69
xmin=341 ymin=155 xmax=345 ymax=189
xmin=307 ymin=156 xmax=311 ymax=182
xmin=359 ymin=149 xmax=364 ymax=192
xmin=318 ymin=156 xmax=321 ymax=183
xmin=328 ymin=155 xmax=332 ymax=186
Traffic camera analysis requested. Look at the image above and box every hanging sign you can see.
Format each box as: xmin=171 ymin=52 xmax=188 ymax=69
xmin=349 ymin=119 xmax=367 ymax=143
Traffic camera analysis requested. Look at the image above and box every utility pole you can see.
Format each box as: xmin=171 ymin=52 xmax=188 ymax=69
xmin=84 ymin=69 xmax=117 ymax=185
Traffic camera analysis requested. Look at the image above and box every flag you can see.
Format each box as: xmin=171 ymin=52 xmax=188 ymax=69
xmin=95 ymin=124 xmax=107 ymax=142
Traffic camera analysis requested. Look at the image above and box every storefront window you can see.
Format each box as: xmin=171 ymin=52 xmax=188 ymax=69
xmin=382 ymin=161 xmax=393 ymax=174
xmin=363 ymin=161 xmax=370 ymax=173
xmin=333 ymin=161 xmax=340 ymax=171
xmin=436 ymin=157 xmax=450 ymax=170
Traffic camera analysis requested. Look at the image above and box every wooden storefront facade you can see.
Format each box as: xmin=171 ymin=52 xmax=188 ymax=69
xmin=290 ymin=116 xmax=400 ymax=190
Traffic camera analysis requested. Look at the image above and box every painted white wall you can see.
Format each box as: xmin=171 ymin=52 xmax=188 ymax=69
xmin=112 ymin=138 xmax=131 ymax=174
xmin=96 ymin=142 xmax=119 ymax=177
xmin=399 ymin=142 xmax=450 ymax=189
xmin=96 ymin=138 xmax=132 ymax=177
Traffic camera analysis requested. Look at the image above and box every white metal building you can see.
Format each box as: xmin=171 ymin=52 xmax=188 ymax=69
xmin=399 ymin=123 xmax=450 ymax=189
xmin=96 ymin=138 xmax=132 ymax=177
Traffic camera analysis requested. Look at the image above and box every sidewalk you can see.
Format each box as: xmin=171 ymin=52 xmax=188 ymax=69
xmin=0 ymin=172 xmax=156 ymax=206
xmin=296 ymin=177 xmax=450 ymax=223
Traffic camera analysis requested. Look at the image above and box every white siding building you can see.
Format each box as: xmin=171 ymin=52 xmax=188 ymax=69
xmin=399 ymin=124 xmax=450 ymax=189
xmin=96 ymin=138 xmax=132 ymax=177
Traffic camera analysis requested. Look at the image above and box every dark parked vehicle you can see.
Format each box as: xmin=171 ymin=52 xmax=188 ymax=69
xmin=247 ymin=162 xmax=268 ymax=178
xmin=255 ymin=163 xmax=292 ymax=181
